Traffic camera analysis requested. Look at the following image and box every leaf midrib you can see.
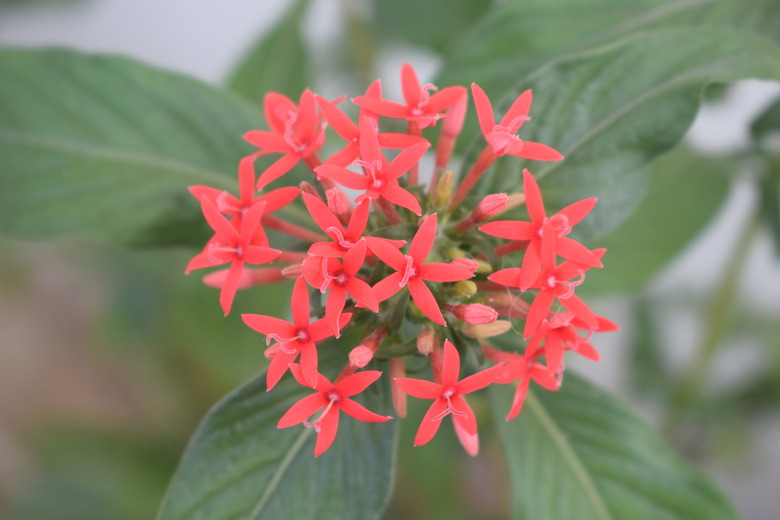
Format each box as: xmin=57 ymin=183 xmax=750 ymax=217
xmin=0 ymin=126 xmax=234 ymax=190
xmin=526 ymin=390 xmax=614 ymax=520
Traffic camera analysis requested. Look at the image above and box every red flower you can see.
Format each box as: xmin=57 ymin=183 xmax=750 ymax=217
xmin=243 ymin=89 xmax=326 ymax=190
xmin=489 ymin=246 xmax=605 ymax=337
xmin=301 ymin=240 xmax=378 ymax=336
xmin=185 ymin=199 xmax=281 ymax=315
xmin=301 ymin=194 xmax=404 ymax=258
xmin=314 ymin=117 xmax=430 ymax=215
xmin=528 ymin=311 xmax=619 ymax=371
xmin=483 ymin=343 xmax=560 ymax=420
xmin=394 ymin=340 xmax=504 ymax=455
xmin=480 ymin=169 xmax=602 ymax=290
xmin=317 ymin=82 xmax=425 ymax=167
xmin=371 ymin=214 xmax=475 ymax=325
xmin=242 ymin=277 xmax=351 ymax=389
xmin=353 ymin=63 xmax=466 ymax=129
xmin=471 ymin=83 xmax=563 ymax=161
xmin=278 ymin=364 xmax=392 ymax=456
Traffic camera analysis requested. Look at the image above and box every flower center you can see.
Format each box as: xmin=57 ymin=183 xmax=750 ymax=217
xmin=333 ymin=270 xmax=350 ymax=287
xmin=399 ymin=256 xmax=419 ymax=287
xmin=304 ymin=391 xmax=342 ymax=432
xmin=326 ymin=227 xmax=355 ymax=251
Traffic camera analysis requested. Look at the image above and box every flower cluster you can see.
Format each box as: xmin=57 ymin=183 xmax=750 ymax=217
xmin=186 ymin=64 xmax=616 ymax=456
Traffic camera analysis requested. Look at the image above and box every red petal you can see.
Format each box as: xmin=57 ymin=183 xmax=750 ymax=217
xmin=189 ymin=185 xmax=234 ymax=210
xmin=456 ymin=364 xmax=504 ymax=395
xmin=420 ymin=262 xmax=473 ymax=283
xmin=487 ymin=268 xmax=522 ymax=288
xmin=302 ymin=192 xmax=341 ymax=234
xmin=414 ymin=399 xmax=448 ymax=447
xmin=480 ymin=220 xmax=535 ymax=241
xmin=293 ymin=90 xmax=319 ymax=143
xmin=385 ymin=141 xmax=430 ymax=181
xmin=237 ymin=156 xmax=256 ymax=205
xmin=377 ymin=132 xmax=427 ymax=149
xmin=452 ymin=415 xmax=479 ymax=456
xmin=408 ymin=280 xmax=445 ymax=325
xmin=506 ymin=379 xmax=531 ymax=420
xmin=369 ymin=238 xmax=407 ymax=271
xmin=291 ymin=276 xmax=311 ymax=327
xmin=347 ymin=277 xmax=378 ymax=312
xmin=243 ymin=130 xmax=289 ymax=152
xmin=440 ymin=340 xmax=461 ymax=386
xmin=470 ymin=83 xmax=496 ymax=139
xmin=323 ymin=145 xmax=359 ymax=167
xmin=517 ymin=142 xmax=563 ymax=161
xmin=256 ymin=154 xmax=299 ymax=191
xmin=502 ymin=90 xmax=532 ymax=129
xmin=317 ymin=95 xmax=357 ymax=141
xmin=343 ymin=239 xmax=367 ymax=275
xmin=358 ymin=115 xmax=384 ymax=162
xmin=258 ymin=186 xmax=300 ymax=213
xmin=346 ymin=199 xmax=370 ymax=239
xmin=266 ymin=348 xmax=297 ymax=390
xmin=242 ymin=313 xmax=295 ymax=337
xmin=557 ymin=237 xmax=603 ymax=267
xmin=290 ymin=363 xmax=332 ymax=389
xmin=373 ymin=272 xmax=405 ymax=302
xmin=530 ymin=366 xmax=560 ymax=390
xmin=264 ymin=92 xmax=297 ymax=134
xmin=299 ymin=342 xmax=320 ymax=388
xmin=325 ymin=289 xmax=347 ymax=337
xmin=409 ymin=213 xmax=437 ymax=262
xmin=339 ymin=399 xmax=392 ymax=423
xmin=278 ymin=393 xmax=326 ymax=428
xmin=401 ymin=63 xmax=422 ymax=106
xmin=524 ymin=290 xmax=555 ymax=338
xmin=556 ymin=198 xmax=597 ymax=227
xmin=358 ymin=79 xmax=382 ymax=122
xmin=518 ymin=240 xmax=542 ymax=291
xmin=394 ymin=377 xmax=441 ymax=399
xmin=426 ymin=86 xmax=467 ymax=114
xmin=380 ymin=185 xmax=422 ymax=216
xmin=185 ymin=249 xmax=221 ymax=273
xmin=201 ymin=199 xmax=238 ymax=239
xmin=559 ymin=293 xmax=598 ymax=328
xmin=219 ymin=261 xmax=244 ymax=315
xmin=450 ymin=395 xmax=477 ymax=434
xmin=313 ymin=408 xmax=339 ymax=456
xmin=523 ymin=169 xmax=546 ymax=223
xmin=315 ymin=165 xmax=369 ymax=190
xmin=337 ymin=370 xmax=384 ymax=396
xmin=351 ymin=97 xmax=408 ymax=119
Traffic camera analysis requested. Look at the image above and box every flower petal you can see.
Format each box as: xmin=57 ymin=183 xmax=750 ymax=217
xmin=409 ymin=280 xmax=445 ymax=325
xmin=369 ymin=238 xmax=407 ymax=271
xmin=219 ymin=260 xmax=244 ymax=315
xmin=523 ymin=169 xmax=546 ymax=223
xmin=488 ymin=268 xmax=522 ymax=288
xmin=242 ymin=313 xmax=295 ymax=337
xmin=450 ymin=395 xmax=478 ymax=435
xmin=518 ymin=141 xmax=563 ymax=162
xmin=440 ymin=340 xmax=461 ymax=386
xmin=456 ymin=363 xmax=505 ymax=395
xmin=420 ymin=262 xmax=474 ymax=283
xmin=317 ymin=95 xmax=357 ymax=141
xmin=414 ymin=399 xmax=448 ymax=447
xmin=394 ymin=377 xmax=442 ymax=399
xmin=409 ymin=213 xmax=438 ymax=262
xmin=385 ymin=141 xmax=430 ymax=181
xmin=315 ymin=165 xmax=369 ymax=190
xmin=524 ymin=289 xmax=555 ymax=338
xmin=470 ymin=83 xmax=495 ymax=139
xmin=373 ymin=272 xmax=405 ymax=303
xmin=256 ymin=154 xmax=300 ymax=191
xmin=290 ymin=276 xmax=312 ymax=328
xmin=401 ymin=62 xmax=422 ymax=106
xmin=266 ymin=348 xmax=297 ymax=390
xmin=313 ymin=407 xmax=339 ymax=457
xmin=557 ymin=237 xmax=603 ymax=267
xmin=347 ymin=277 xmax=378 ymax=312
xmin=479 ymin=220 xmax=536 ymax=241
xmin=278 ymin=393 xmax=327 ymax=428
xmin=502 ymin=89 xmax=533 ymax=129
xmin=339 ymin=399 xmax=392 ymax=423
xmin=556 ymin=197 xmax=597 ymax=227
xmin=381 ymin=185 xmax=422 ymax=216
xmin=325 ymin=288 xmax=347 ymax=337
xmin=346 ymin=199 xmax=370 ymax=239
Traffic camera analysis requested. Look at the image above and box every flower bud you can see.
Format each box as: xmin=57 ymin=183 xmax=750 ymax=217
xmin=451 ymin=304 xmax=498 ymax=325
xmin=416 ymin=326 xmax=435 ymax=356
xmin=473 ymin=193 xmax=509 ymax=220
xmin=326 ymin=187 xmax=351 ymax=216
xmin=299 ymin=181 xmax=320 ymax=198
xmin=451 ymin=257 xmax=479 ymax=272
xmin=475 ymin=259 xmax=493 ymax=274
xmin=433 ymin=170 xmax=454 ymax=208
xmin=349 ymin=345 xmax=374 ymax=368
xmin=452 ymin=280 xmax=477 ymax=298
xmin=281 ymin=263 xmax=303 ymax=279
xmin=484 ymin=292 xmax=530 ymax=318
xmin=390 ymin=358 xmax=407 ymax=418
xmin=464 ymin=320 xmax=512 ymax=338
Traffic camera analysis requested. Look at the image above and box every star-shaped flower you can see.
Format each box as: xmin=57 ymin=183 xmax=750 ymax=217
xmin=278 ymin=364 xmax=391 ymax=456
xmin=242 ymin=276 xmax=351 ymax=389
xmin=243 ymin=89 xmax=326 ymax=190
xmin=371 ymin=214 xmax=475 ymax=325
xmin=480 ymin=169 xmax=602 ymax=290
xmin=185 ymin=199 xmax=281 ymax=315
xmin=314 ymin=118 xmax=430 ymax=215
xmin=301 ymin=240 xmax=378 ymax=336
xmin=394 ymin=340 xmax=504 ymax=455
xmin=353 ymin=63 xmax=466 ymax=129
xmin=471 ymin=83 xmax=563 ymax=161
xmin=482 ymin=343 xmax=560 ymax=421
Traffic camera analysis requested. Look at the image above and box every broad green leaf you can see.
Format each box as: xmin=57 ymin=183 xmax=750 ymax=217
xmin=751 ymin=99 xmax=780 ymax=254
xmin=491 ymin=373 xmax=737 ymax=520
xmin=0 ymin=48 xmax=263 ymax=247
xmin=458 ymin=28 xmax=780 ymax=238
xmin=582 ymin=146 xmax=731 ymax=294
xmin=227 ymin=0 xmax=312 ymax=104
xmin=439 ymin=0 xmax=780 ymax=99
xmin=157 ymin=350 xmax=397 ymax=520
xmin=372 ymin=0 xmax=494 ymax=53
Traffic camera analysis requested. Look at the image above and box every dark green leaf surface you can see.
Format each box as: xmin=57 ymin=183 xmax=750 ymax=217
xmin=157 ymin=351 xmax=397 ymax=520
xmin=583 ymin=146 xmax=731 ymax=294
xmin=0 ymin=48 xmax=261 ymax=247
xmin=228 ymin=0 xmax=312 ymax=104
xmin=458 ymin=28 xmax=780 ymax=238
xmin=491 ymin=373 xmax=737 ymax=520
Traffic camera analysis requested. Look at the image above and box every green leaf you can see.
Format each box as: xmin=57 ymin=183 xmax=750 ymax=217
xmin=458 ymin=28 xmax=780 ymax=238
xmin=157 ymin=351 xmax=397 ymax=520
xmin=491 ymin=373 xmax=737 ymax=520
xmin=751 ymin=99 xmax=780 ymax=255
xmin=0 ymin=48 xmax=263 ymax=247
xmin=582 ymin=146 xmax=731 ymax=294
xmin=227 ymin=0 xmax=312 ymax=104
xmin=439 ymin=0 xmax=780 ymax=99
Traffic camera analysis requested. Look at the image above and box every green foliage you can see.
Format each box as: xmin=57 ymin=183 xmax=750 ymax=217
xmin=491 ymin=374 xmax=738 ymax=520
xmin=228 ymin=0 xmax=312 ymax=104
xmin=157 ymin=350 xmax=398 ymax=520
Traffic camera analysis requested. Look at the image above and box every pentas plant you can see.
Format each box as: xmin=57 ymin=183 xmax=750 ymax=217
xmin=186 ymin=63 xmax=617 ymax=456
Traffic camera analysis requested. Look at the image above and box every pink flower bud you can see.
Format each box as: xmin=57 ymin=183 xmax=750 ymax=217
xmin=281 ymin=263 xmax=303 ymax=279
xmin=349 ymin=345 xmax=374 ymax=368
xmin=390 ymin=358 xmax=407 ymax=418
xmin=452 ymin=304 xmax=498 ymax=325
xmin=416 ymin=326 xmax=435 ymax=356
xmin=464 ymin=320 xmax=512 ymax=339
xmin=474 ymin=193 xmax=509 ymax=219
xmin=299 ymin=181 xmax=320 ymax=198
xmin=326 ymin=187 xmax=351 ymax=216
xmin=451 ymin=258 xmax=479 ymax=272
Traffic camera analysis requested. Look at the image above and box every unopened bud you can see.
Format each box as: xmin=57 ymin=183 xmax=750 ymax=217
xmin=299 ymin=181 xmax=320 ymax=198
xmin=326 ymin=187 xmax=351 ymax=216
xmin=349 ymin=345 xmax=374 ymax=368
xmin=474 ymin=193 xmax=508 ymax=220
xmin=281 ymin=263 xmax=303 ymax=279
xmin=263 ymin=343 xmax=280 ymax=360
xmin=433 ymin=170 xmax=455 ymax=208
xmin=464 ymin=320 xmax=512 ymax=339
xmin=484 ymin=292 xmax=530 ymax=318
xmin=416 ymin=326 xmax=435 ymax=356
xmin=447 ymin=247 xmax=466 ymax=259
xmin=452 ymin=304 xmax=498 ymax=325
xmin=505 ymin=193 xmax=525 ymax=212
xmin=452 ymin=257 xmax=479 ymax=272
xmin=390 ymin=358 xmax=407 ymax=418
xmin=452 ymin=280 xmax=477 ymax=298
xmin=475 ymin=259 xmax=493 ymax=274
